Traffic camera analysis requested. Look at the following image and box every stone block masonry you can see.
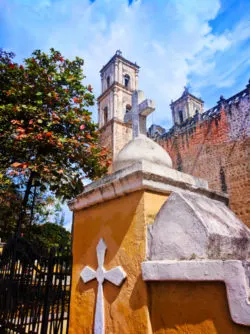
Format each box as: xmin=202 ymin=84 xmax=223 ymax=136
xmin=100 ymin=118 xmax=132 ymax=161
xmin=155 ymin=85 xmax=250 ymax=227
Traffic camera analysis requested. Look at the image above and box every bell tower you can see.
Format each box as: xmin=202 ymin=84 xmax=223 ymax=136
xmin=98 ymin=50 xmax=139 ymax=160
xmin=170 ymin=86 xmax=204 ymax=125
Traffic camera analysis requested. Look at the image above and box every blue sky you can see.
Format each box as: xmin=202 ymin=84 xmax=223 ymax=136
xmin=1 ymin=0 xmax=250 ymax=126
xmin=1 ymin=0 xmax=249 ymax=229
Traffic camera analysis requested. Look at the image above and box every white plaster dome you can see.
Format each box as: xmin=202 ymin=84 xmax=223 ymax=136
xmin=113 ymin=135 xmax=173 ymax=172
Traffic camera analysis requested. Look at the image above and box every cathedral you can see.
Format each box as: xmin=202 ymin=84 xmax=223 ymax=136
xmin=98 ymin=51 xmax=250 ymax=227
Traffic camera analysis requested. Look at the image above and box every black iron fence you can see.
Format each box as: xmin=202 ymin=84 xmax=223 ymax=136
xmin=0 ymin=237 xmax=72 ymax=333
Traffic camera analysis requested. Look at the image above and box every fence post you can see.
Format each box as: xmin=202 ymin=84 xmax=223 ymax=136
xmin=41 ymin=248 xmax=54 ymax=334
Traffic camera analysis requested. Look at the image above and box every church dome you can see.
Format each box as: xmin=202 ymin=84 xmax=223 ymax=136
xmin=113 ymin=135 xmax=173 ymax=172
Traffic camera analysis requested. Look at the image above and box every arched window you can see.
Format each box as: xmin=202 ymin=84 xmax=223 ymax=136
xmin=178 ymin=110 xmax=184 ymax=124
xmin=125 ymin=104 xmax=132 ymax=113
xmin=106 ymin=76 xmax=110 ymax=88
xmin=104 ymin=107 xmax=108 ymax=124
xmin=124 ymin=74 xmax=130 ymax=88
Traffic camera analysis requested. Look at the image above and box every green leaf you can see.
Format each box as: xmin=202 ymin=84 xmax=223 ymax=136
xmin=36 ymin=92 xmax=42 ymax=96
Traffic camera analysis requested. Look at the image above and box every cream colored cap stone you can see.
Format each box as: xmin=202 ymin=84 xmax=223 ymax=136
xmin=113 ymin=134 xmax=173 ymax=172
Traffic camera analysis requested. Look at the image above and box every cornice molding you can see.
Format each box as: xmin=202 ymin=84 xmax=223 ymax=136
xmin=97 ymin=82 xmax=133 ymax=102
xmin=68 ymin=161 xmax=227 ymax=212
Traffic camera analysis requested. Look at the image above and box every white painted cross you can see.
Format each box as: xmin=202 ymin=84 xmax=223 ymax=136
xmin=80 ymin=239 xmax=126 ymax=334
xmin=124 ymin=90 xmax=155 ymax=139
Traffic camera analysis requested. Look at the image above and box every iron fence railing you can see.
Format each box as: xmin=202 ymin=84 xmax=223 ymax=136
xmin=0 ymin=237 xmax=72 ymax=333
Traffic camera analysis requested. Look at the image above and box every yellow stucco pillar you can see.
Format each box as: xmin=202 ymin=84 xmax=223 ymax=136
xmin=68 ymin=160 xmax=208 ymax=333
xmin=68 ymin=166 xmax=171 ymax=333
xmin=68 ymin=159 xmax=250 ymax=333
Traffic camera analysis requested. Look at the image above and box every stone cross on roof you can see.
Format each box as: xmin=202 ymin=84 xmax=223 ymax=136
xmin=124 ymin=90 xmax=155 ymax=139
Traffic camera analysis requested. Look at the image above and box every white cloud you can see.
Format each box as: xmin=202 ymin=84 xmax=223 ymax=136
xmin=189 ymin=18 xmax=250 ymax=96
xmin=229 ymin=19 xmax=250 ymax=43
xmin=1 ymin=0 xmax=249 ymax=127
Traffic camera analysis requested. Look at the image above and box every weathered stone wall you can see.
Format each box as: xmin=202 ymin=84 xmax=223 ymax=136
xmin=100 ymin=121 xmax=113 ymax=158
xmin=100 ymin=119 xmax=132 ymax=160
xmin=156 ymin=93 xmax=250 ymax=227
xmin=113 ymin=119 xmax=132 ymax=159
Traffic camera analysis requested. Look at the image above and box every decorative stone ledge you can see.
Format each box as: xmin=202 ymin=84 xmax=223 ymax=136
xmin=142 ymin=260 xmax=250 ymax=326
xmin=68 ymin=160 xmax=227 ymax=211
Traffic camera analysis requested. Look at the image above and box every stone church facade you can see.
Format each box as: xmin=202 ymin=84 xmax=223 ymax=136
xmin=154 ymin=84 xmax=250 ymax=228
xmin=98 ymin=51 xmax=250 ymax=227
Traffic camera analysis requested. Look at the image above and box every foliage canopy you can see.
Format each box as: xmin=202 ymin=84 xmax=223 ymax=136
xmin=28 ymin=222 xmax=71 ymax=249
xmin=0 ymin=48 xmax=110 ymax=237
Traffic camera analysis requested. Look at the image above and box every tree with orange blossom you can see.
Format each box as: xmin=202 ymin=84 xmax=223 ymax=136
xmin=0 ymin=49 xmax=110 ymax=237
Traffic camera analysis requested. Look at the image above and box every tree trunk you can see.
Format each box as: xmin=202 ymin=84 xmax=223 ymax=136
xmin=16 ymin=171 xmax=35 ymax=237
xmin=29 ymin=184 xmax=37 ymax=226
